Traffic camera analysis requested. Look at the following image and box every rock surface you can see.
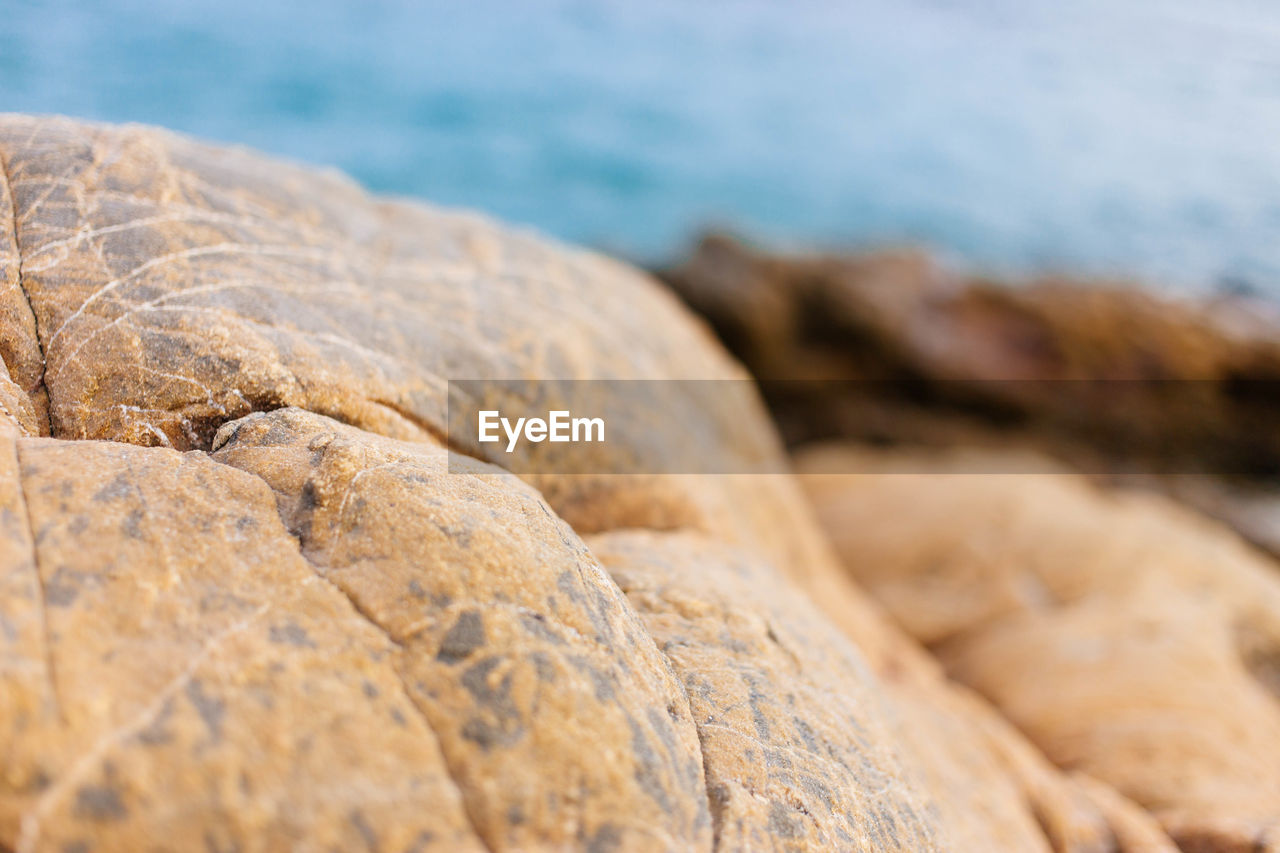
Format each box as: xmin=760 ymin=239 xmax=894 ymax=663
xmin=0 ymin=115 xmax=1174 ymax=850
xmin=591 ymin=531 xmax=1174 ymax=853
xmin=799 ymin=445 xmax=1280 ymax=851
xmin=211 ymin=408 xmax=714 ymax=851
xmin=0 ymin=429 xmax=487 ymax=852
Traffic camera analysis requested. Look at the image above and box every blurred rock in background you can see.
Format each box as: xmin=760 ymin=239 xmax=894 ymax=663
xmin=658 ymin=233 xmax=1280 ymax=557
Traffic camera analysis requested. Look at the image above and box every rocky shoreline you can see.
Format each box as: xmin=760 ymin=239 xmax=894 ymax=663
xmin=1 ymin=116 xmax=1277 ymax=851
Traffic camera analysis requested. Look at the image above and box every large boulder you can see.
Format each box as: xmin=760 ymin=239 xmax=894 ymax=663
xmin=0 ymin=115 xmax=1167 ymax=851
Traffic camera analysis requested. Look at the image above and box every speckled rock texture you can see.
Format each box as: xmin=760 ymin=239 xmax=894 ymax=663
xmin=0 ymin=430 xmax=486 ymax=852
xmin=209 ymin=408 xmax=714 ymax=851
xmin=590 ymin=531 xmax=1176 ymax=853
xmin=799 ymin=445 xmax=1280 ymax=852
xmin=0 ymin=115 xmax=1174 ymax=851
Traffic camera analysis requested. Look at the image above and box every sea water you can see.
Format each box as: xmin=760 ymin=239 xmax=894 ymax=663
xmin=2 ymin=0 xmax=1277 ymax=294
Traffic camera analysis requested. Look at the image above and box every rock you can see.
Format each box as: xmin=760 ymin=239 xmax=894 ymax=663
xmin=0 ymin=157 xmax=45 ymax=434
xmin=592 ymin=530 xmax=945 ymax=851
xmin=1124 ymin=474 xmax=1280 ymax=568
xmin=592 ymin=530 xmax=1169 ymax=853
xmin=0 ymin=431 xmax=485 ymax=852
xmin=0 ymin=115 xmax=1172 ymax=850
xmin=658 ymin=234 xmax=1280 ymax=557
xmin=798 ymin=444 xmax=1280 ymax=850
xmin=0 ymin=114 xmax=805 ymax=573
xmin=0 ymin=116 xmax=750 ymax=453
xmin=210 ymin=408 xmax=713 ymax=851
xmin=0 ymin=370 xmax=38 ymax=435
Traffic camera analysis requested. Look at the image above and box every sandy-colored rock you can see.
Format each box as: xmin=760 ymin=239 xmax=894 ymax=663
xmin=0 ymin=114 xmax=811 ymax=572
xmin=799 ymin=444 xmax=1280 ymax=850
xmin=0 ymin=116 xmax=755 ymax=453
xmin=0 ymin=114 xmax=1180 ymax=851
xmin=589 ymin=530 xmax=942 ymax=852
xmin=887 ymin=676 xmax=1124 ymax=853
xmin=0 ymin=432 xmax=485 ymax=853
xmin=593 ymin=530 xmax=1181 ymax=853
xmin=1071 ymin=774 xmax=1183 ymax=853
xmin=211 ymin=407 xmax=713 ymax=851
xmin=0 ymin=113 xmax=917 ymax=650
xmin=0 ymin=145 xmax=46 ymax=435
xmin=0 ymin=370 xmax=37 ymax=435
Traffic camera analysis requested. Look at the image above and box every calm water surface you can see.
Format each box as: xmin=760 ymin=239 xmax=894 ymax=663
xmin=3 ymin=0 xmax=1279 ymax=293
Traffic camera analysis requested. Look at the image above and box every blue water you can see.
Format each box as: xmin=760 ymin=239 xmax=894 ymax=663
xmin=3 ymin=0 xmax=1279 ymax=294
